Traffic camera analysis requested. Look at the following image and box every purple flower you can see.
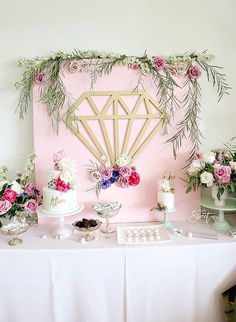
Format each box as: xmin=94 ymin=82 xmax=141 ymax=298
xmin=117 ymin=176 xmax=129 ymax=188
xmin=24 ymin=199 xmax=38 ymax=213
xmin=153 ymin=57 xmax=166 ymax=70
xmin=188 ymin=65 xmax=202 ymax=80
xmin=35 ymin=72 xmax=47 ymax=85
xmin=112 ymin=171 xmax=120 ymax=180
xmin=110 ymin=177 xmax=116 ymax=184
xmin=100 ymin=179 xmax=111 ymax=189
xmin=0 ymin=200 xmax=12 ymax=215
xmin=100 ymin=166 xmax=113 ymax=180
xmin=24 ymin=182 xmax=35 ymax=196
xmin=119 ymin=166 xmax=131 ymax=178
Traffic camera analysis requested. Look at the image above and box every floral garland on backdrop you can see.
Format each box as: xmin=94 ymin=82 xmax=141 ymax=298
xmin=15 ymin=50 xmax=230 ymax=162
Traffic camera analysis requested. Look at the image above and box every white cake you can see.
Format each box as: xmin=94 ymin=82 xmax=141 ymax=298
xmin=42 ymin=153 xmax=78 ymax=214
xmin=157 ymin=191 xmax=174 ymax=210
xmin=42 ymin=187 xmax=77 ymax=213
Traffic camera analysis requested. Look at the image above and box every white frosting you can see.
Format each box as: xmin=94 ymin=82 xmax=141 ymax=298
xmin=42 ymin=187 xmax=77 ymax=213
xmin=158 ymin=191 xmax=174 ymax=210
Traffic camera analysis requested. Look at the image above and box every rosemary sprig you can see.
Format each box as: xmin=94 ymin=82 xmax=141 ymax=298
xmin=197 ymin=61 xmax=231 ymax=101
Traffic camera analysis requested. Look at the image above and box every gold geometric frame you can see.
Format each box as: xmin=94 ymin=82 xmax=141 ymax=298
xmin=63 ymin=91 xmax=163 ymax=164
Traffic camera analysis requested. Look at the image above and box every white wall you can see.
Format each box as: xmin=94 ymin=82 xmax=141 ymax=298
xmin=0 ymin=0 xmax=235 ymax=173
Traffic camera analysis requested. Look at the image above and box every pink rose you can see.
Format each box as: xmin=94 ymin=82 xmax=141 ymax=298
xmin=56 ymin=177 xmax=71 ymax=192
xmin=214 ymin=166 xmax=231 ymax=184
xmin=24 ymin=182 xmax=35 ymax=195
xmin=53 ymin=150 xmax=65 ymax=163
xmin=153 ymin=57 xmax=166 ymax=70
xmin=69 ymin=60 xmax=80 ymax=73
xmin=0 ymin=200 xmax=12 ymax=215
xmin=188 ymin=65 xmax=202 ymax=80
xmin=24 ymin=199 xmax=38 ymax=213
xmin=119 ymin=166 xmax=131 ymax=178
xmin=2 ymin=189 xmax=17 ymax=203
xmin=117 ymin=176 xmax=129 ymax=188
xmin=130 ymin=63 xmax=139 ymax=70
xmin=35 ymin=72 xmax=47 ymax=85
xmin=99 ymin=166 xmax=113 ymax=180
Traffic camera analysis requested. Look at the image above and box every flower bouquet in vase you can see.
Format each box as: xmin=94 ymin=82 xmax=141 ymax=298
xmin=0 ymin=153 xmax=41 ymax=245
xmin=186 ymin=142 xmax=236 ymax=207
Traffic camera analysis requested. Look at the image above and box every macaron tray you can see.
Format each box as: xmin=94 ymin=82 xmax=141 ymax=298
xmin=117 ymin=224 xmax=171 ymax=244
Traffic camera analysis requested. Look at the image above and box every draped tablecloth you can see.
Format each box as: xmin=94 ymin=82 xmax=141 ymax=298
xmin=0 ymin=219 xmax=236 ymax=322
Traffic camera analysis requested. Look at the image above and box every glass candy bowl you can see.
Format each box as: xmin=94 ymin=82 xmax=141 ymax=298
xmin=0 ymin=214 xmax=31 ymax=246
xmin=93 ymin=201 xmax=121 ymax=234
xmin=73 ymin=219 xmax=101 ymax=241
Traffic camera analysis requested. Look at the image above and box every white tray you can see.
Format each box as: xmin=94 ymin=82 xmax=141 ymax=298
xmin=117 ymin=224 xmax=171 ymax=244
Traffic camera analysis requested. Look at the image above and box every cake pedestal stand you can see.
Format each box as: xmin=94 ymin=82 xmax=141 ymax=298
xmin=201 ymin=195 xmax=236 ymax=231
xmin=37 ymin=203 xmax=84 ymax=239
xmin=162 ymin=208 xmax=176 ymax=230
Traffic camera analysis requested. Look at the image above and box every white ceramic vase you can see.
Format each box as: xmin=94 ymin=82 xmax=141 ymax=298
xmin=211 ymin=184 xmax=228 ymax=207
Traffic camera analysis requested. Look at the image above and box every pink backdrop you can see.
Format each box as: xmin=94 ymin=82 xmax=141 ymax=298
xmin=33 ymin=66 xmax=200 ymax=223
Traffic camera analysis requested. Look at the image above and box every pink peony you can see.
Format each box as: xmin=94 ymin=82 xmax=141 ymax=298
xmin=56 ymin=177 xmax=71 ymax=192
xmin=129 ymin=171 xmax=141 ymax=186
xmin=153 ymin=57 xmax=166 ymax=70
xmin=0 ymin=200 xmax=12 ymax=215
xmin=2 ymin=189 xmax=17 ymax=203
xmin=119 ymin=166 xmax=131 ymax=178
xmin=188 ymin=65 xmax=202 ymax=80
xmin=24 ymin=199 xmax=38 ymax=213
xmin=99 ymin=166 xmax=113 ymax=180
xmin=24 ymin=182 xmax=35 ymax=195
xmin=35 ymin=72 xmax=47 ymax=85
xmin=214 ymin=166 xmax=231 ymax=184
xmin=117 ymin=176 xmax=129 ymax=188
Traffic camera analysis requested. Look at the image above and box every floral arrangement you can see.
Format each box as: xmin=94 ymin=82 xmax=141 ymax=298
xmin=49 ymin=150 xmax=77 ymax=192
xmin=87 ymin=154 xmax=140 ymax=197
xmin=15 ymin=49 xmax=230 ymax=163
xmin=150 ymin=202 xmax=167 ymax=212
xmin=186 ymin=140 xmax=236 ymax=200
xmin=158 ymin=173 xmax=175 ymax=193
xmin=0 ymin=153 xmax=41 ymax=226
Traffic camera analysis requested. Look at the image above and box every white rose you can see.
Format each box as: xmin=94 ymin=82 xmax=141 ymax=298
xmin=60 ymin=170 xmax=74 ymax=183
xmin=188 ymin=160 xmax=204 ymax=173
xmin=116 ymin=154 xmax=131 ymax=167
xmin=101 ymin=155 xmax=111 ymax=167
xmin=158 ymin=179 xmax=172 ymax=192
xmin=10 ymin=180 xmax=24 ymax=194
xmin=200 ymin=171 xmax=214 ymax=187
xmin=202 ymin=152 xmax=215 ymax=164
xmin=0 ymin=180 xmax=9 ymax=190
xmin=230 ymin=161 xmax=236 ymax=171
xmin=58 ymin=158 xmax=77 ymax=174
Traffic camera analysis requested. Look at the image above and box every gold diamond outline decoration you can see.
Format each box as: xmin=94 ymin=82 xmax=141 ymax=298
xmin=63 ymin=90 xmax=163 ymax=164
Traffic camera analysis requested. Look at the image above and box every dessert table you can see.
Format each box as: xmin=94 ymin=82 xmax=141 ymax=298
xmin=0 ymin=217 xmax=236 ymax=322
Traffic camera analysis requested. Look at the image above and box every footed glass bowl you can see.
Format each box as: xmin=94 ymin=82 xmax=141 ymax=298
xmin=73 ymin=219 xmax=101 ymax=241
xmin=0 ymin=215 xmax=31 ymax=246
xmin=93 ymin=201 xmax=121 ymax=234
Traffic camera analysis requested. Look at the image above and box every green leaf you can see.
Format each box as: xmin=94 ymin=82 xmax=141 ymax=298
xmin=186 ymin=186 xmax=192 ymax=193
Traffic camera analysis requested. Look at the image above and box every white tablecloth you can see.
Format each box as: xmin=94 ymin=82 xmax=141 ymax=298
xmin=0 ymin=219 xmax=236 ymax=322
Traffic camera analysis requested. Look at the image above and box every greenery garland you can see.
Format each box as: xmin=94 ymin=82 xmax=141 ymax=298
xmin=15 ymin=49 xmax=230 ymax=162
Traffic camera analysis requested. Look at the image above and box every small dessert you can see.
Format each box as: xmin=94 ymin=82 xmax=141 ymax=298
xmin=74 ymin=218 xmax=99 ymax=229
